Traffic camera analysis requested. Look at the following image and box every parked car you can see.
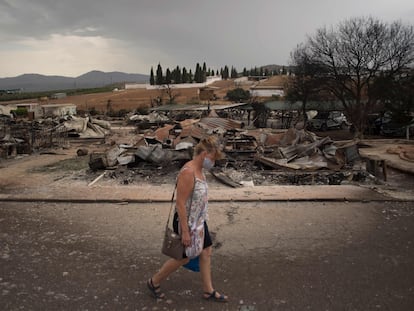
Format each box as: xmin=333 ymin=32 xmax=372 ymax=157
xmin=307 ymin=111 xmax=349 ymax=131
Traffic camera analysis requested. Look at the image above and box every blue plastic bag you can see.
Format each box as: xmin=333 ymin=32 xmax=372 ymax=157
xmin=183 ymin=256 xmax=200 ymax=272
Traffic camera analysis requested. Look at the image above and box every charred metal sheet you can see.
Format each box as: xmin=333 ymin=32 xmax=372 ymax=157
xmin=152 ymin=124 xmax=175 ymax=142
xmin=199 ymin=117 xmax=243 ymax=131
xmin=117 ymin=155 xmax=135 ymax=165
xmin=210 ymin=169 xmax=242 ymax=188
xmin=255 ymin=155 xmax=291 ymax=170
xmin=280 ymin=136 xmax=332 ymax=162
xmin=180 ymin=123 xmax=206 ymax=140
xmin=135 ymin=144 xmax=191 ymax=165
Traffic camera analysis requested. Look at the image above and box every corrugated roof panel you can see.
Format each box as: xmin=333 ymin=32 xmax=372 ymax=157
xmin=149 ymin=124 xmax=174 ymax=142
xmin=199 ymin=117 xmax=243 ymax=131
xmin=180 ymin=123 xmax=206 ymax=139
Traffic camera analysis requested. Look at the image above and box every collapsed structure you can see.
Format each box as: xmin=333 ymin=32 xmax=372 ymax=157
xmin=0 ymin=115 xmax=110 ymax=158
xmin=88 ymin=111 xmax=363 ymax=187
xmin=2 ymin=107 xmax=411 ymax=187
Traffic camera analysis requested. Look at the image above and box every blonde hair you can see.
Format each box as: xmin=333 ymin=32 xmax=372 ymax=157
xmin=194 ymin=136 xmax=223 ymax=159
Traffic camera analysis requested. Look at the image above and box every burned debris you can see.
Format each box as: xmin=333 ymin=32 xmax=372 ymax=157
xmin=84 ymin=109 xmax=372 ymax=187
xmin=2 ymin=103 xmax=410 ymax=188
xmin=0 ymin=115 xmax=111 ymax=158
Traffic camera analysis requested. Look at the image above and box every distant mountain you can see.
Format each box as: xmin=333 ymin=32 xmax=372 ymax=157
xmin=0 ymin=70 xmax=149 ymax=92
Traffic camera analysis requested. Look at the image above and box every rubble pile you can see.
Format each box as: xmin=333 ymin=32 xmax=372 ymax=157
xmin=128 ymin=111 xmax=170 ymax=130
xmin=88 ymin=114 xmax=364 ymax=187
xmin=60 ymin=115 xmax=111 ymax=138
xmin=0 ymin=115 xmax=111 ymax=159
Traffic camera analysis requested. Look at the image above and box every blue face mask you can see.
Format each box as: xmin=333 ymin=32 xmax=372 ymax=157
xmin=203 ymin=157 xmax=215 ymax=170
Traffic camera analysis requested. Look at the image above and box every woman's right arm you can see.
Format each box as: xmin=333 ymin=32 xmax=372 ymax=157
xmin=175 ymin=168 xmax=194 ymax=247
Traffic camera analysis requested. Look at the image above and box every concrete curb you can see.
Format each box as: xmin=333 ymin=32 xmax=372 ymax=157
xmin=1 ymin=185 xmax=412 ymax=203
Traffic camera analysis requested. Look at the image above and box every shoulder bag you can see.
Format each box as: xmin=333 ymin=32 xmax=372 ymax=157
xmin=161 ymin=182 xmax=184 ymax=260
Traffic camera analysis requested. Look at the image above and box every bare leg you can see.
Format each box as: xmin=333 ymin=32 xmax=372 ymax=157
xmin=151 ymin=257 xmax=189 ymax=285
xmin=200 ymin=246 xmax=214 ymax=293
xmin=199 ymin=246 xmax=228 ymax=301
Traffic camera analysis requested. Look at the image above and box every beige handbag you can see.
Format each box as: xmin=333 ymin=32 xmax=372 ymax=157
xmin=161 ymin=172 xmax=196 ymax=260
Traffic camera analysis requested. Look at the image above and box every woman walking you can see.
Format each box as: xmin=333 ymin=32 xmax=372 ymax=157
xmin=147 ymin=136 xmax=228 ymax=303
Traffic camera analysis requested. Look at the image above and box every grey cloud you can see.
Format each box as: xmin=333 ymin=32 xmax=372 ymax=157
xmin=0 ymin=0 xmax=413 ymax=76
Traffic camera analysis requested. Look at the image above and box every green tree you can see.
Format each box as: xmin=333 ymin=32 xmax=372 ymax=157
xmin=156 ymin=63 xmax=163 ymax=85
xmin=226 ymin=87 xmax=250 ymax=102
xmin=194 ymin=62 xmax=206 ymax=83
xmin=150 ymin=67 xmax=155 ymax=85
xmin=165 ymin=68 xmax=172 ymax=84
xmin=182 ymin=67 xmax=188 ymax=83
xmin=172 ymin=66 xmax=181 ymax=84
xmin=194 ymin=63 xmax=201 ymax=83
xmin=231 ymin=66 xmax=238 ymax=78
xmin=222 ymin=66 xmax=229 ymax=79
xmin=189 ymin=69 xmax=193 ymax=82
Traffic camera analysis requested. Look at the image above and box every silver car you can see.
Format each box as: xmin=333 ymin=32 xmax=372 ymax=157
xmin=307 ymin=111 xmax=348 ymax=131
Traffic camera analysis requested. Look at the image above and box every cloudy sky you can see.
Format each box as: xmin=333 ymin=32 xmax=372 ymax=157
xmin=0 ymin=0 xmax=413 ymax=78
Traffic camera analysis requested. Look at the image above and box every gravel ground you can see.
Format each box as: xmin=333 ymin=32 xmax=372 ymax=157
xmin=1 ymin=201 xmax=414 ymax=310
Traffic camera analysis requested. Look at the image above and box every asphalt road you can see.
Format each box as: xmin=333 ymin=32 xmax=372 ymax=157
xmin=1 ymin=200 xmax=414 ymax=311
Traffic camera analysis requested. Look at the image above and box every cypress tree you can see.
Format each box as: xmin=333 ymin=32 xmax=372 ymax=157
xmin=156 ymin=63 xmax=163 ymax=85
xmin=150 ymin=67 xmax=155 ymax=85
xmin=223 ymin=66 xmax=229 ymax=80
xmin=202 ymin=62 xmax=207 ymax=81
xmin=165 ymin=68 xmax=172 ymax=84
xmin=231 ymin=66 xmax=238 ymax=78
xmin=195 ymin=63 xmax=201 ymax=83
xmin=189 ymin=69 xmax=193 ymax=82
xmin=175 ymin=66 xmax=181 ymax=84
xmin=182 ymin=67 xmax=188 ymax=83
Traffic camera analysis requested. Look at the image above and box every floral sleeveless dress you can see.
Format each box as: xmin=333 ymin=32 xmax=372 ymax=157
xmin=175 ymin=167 xmax=209 ymax=258
xmin=186 ymin=175 xmax=209 ymax=229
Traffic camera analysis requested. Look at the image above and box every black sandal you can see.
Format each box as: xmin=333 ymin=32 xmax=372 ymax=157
xmin=147 ymin=278 xmax=165 ymax=299
xmin=203 ymin=290 xmax=228 ymax=303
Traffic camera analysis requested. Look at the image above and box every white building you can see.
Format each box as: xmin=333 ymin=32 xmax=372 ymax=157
xmin=249 ymin=86 xmax=285 ymax=97
xmin=42 ymin=103 xmax=77 ymax=117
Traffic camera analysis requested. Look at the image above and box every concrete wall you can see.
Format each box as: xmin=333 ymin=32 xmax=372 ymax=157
xmin=42 ymin=105 xmax=77 ymax=117
xmin=250 ymin=89 xmax=285 ymax=97
xmin=0 ymin=104 xmax=15 ymax=116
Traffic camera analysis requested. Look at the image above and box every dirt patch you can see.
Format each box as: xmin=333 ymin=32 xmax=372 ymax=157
xmin=29 ymin=156 xmax=90 ymax=173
